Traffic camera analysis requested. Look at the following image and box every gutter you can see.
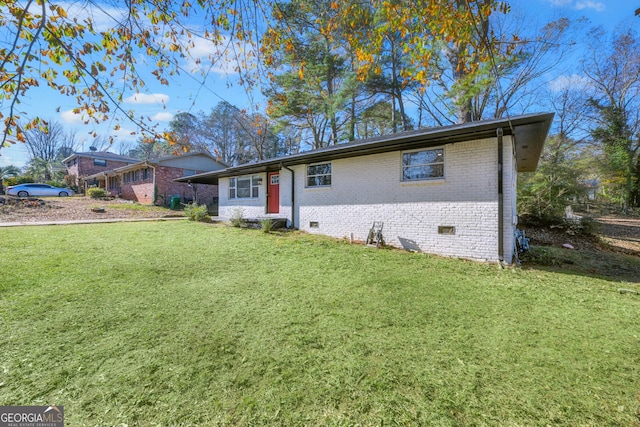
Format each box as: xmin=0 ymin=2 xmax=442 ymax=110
xmin=497 ymin=128 xmax=504 ymax=262
xmin=281 ymin=162 xmax=295 ymax=229
xmin=150 ymin=164 xmax=157 ymax=205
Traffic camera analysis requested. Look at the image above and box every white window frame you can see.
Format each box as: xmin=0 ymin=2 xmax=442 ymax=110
xmin=402 ymin=147 xmax=444 ymax=182
xmin=306 ymin=162 xmax=332 ymax=188
xmin=229 ymin=175 xmax=260 ymax=199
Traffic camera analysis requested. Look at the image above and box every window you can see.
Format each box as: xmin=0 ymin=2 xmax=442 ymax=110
xmin=123 ymin=171 xmax=138 ymax=183
xmin=438 ymin=226 xmax=456 ymax=235
xmin=229 ymin=175 xmax=260 ymax=199
xmin=142 ymin=168 xmax=151 ymax=180
xmin=94 ymin=159 xmax=107 ymax=166
xmin=402 ymin=148 xmax=444 ymax=181
xmin=306 ymin=163 xmax=331 ymax=187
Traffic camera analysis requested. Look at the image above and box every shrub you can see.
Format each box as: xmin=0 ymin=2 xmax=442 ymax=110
xmin=5 ymin=176 xmax=34 ymax=187
xmin=184 ymin=203 xmax=209 ymax=222
xmin=87 ymin=187 xmax=107 ymax=199
xmin=229 ymin=208 xmax=245 ymax=227
xmin=578 ymin=216 xmax=598 ymax=236
xmin=520 ymin=214 xmax=599 ymax=238
xmin=46 ymin=180 xmax=66 ymax=188
xmin=520 ymin=246 xmax=562 ymax=267
xmin=260 ymin=218 xmax=273 ymax=233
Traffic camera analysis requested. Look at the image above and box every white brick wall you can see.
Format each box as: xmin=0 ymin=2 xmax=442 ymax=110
xmin=219 ymin=136 xmax=517 ymax=263
xmin=218 ymin=176 xmax=265 ymax=220
xmin=218 ymin=173 xmax=292 ymax=222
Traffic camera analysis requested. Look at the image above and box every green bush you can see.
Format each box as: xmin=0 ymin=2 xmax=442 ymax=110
xmin=183 ymin=203 xmax=209 ymax=222
xmin=87 ymin=187 xmax=107 ymax=199
xmin=229 ymin=208 xmax=245 ymax=227
xmin=47 ymin=180 xmax=66 ymax=188
xmin=5 ymin=176 xmax=34 ymax=187
xmin=260 ymin=218 xmax=273 ymax=233
xmin=519 ymin=215 xmax=598 ymax=238
xmin=520 ymin=246 xmax=561 ymax=266
xmin=578 ymin=216 xmax=598 ymax=235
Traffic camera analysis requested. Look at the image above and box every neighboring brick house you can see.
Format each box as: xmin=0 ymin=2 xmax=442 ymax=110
xmin=84 ymin=152 xmax=225 ymax=207
xmin=177 ymin=113 xmax=553 ymax=264
xmin=63 ymin=151 xmax=139 ymax=193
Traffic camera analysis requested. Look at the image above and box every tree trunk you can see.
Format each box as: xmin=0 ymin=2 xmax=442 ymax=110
xmin=389 ymin=37 xmax=409 ymax=131
xmin=632 ymin=158 xmax=640 ymax=207
xmin=444 ymin=43 xmax=473 ymax=123
xmin=348 ymin=93 xmax=356 ymax=141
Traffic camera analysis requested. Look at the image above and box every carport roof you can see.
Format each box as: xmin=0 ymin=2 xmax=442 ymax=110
xmin=175 ymin=112 xmax=554 ymax=185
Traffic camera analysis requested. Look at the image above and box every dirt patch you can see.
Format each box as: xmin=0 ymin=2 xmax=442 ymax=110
xmin=521 ymin=215 xmax=640 ymax=258
xmin=0 ymin=196 xmax=182 ymax=223
xmin=595 ymin=216 xmax=640 ymax=256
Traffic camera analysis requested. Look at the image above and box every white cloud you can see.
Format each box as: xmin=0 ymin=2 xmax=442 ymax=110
xmin=57 ymin=2 xmax=129 ymax=32
xmin=0 ymin=144 xmax=29 ymax=168
xmin=548 ymin=74 xmax=591 ymax=92
xmin=575 ymin=1 xmax=605 ymax=11
xmin=60 ymin=109 xmax=90 ymax=125
xmin=151 ymin=112 xmax=174 ymax=122
xmin=182 ymin=35 xmax=254 ymax=76
xmin=545 ymin=0 xmax=573 ymax=5
xmin=545 ymin=0 xmax=605 ymax=11
xmin=124 ymin=93 xmax=170 ymax=105
xmin=112 ymin=126 xmax=139 ymax=141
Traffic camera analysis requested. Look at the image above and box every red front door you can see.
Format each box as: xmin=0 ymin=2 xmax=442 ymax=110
xmin=267 ymin=172 xmax=280 ymax=213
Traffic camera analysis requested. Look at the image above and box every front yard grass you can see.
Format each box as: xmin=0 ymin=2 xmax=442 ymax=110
xmin=91 ymin=201 xmax=174 ymax=213
xmin=0 ymin=222 xmax=638 ymax=426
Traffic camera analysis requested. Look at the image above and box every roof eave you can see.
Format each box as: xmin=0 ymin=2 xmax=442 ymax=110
xmin=512 ymin=113 xmax=554 ymax=172
xmin=177 ymin=113 xmax=554 ymax=183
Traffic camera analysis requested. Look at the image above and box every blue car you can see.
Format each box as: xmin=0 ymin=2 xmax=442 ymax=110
xmin=6 ymin=183 xmax=75 ymax=197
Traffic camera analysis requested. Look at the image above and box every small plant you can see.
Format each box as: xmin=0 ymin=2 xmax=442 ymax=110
xmin=260 ymin=218 xmax=273 ymax=233
xmin=183 ymin=203 xmax=209 ymax=222
xmin=521 ymin=246 xmax=562 ymax=266
xmin=229 ymin=207 xmax=245 ymax=227
xmin=560 ymin=216 xmax=599 ymax=237
xmin=87 ymin=187 xmax=107 ymax=199
xmin=578 ymin=216 xmax=598 ymax=236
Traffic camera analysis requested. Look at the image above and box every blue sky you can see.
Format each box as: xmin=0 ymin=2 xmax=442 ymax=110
xmin=0 ymin=0 xmax=637 ymax=169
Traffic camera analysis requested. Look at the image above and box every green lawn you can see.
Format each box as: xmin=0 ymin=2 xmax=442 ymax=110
xmin=0 ymin=222 xmax=638 ymax=426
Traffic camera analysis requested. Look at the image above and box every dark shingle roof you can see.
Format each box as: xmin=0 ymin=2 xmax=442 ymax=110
xmin=62 ymin=151 xmax=139 ymax=163
xmin=177 ymin=112 xmax=554 ymax=185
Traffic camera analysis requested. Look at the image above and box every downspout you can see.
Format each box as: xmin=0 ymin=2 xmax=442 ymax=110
xmin=497 ymin=128 xmax=504 ymax=262
xmin=149 ymin=164 xmax=157 ymax=205
xmin=281 ymin=162 xmax=295 ymax=229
